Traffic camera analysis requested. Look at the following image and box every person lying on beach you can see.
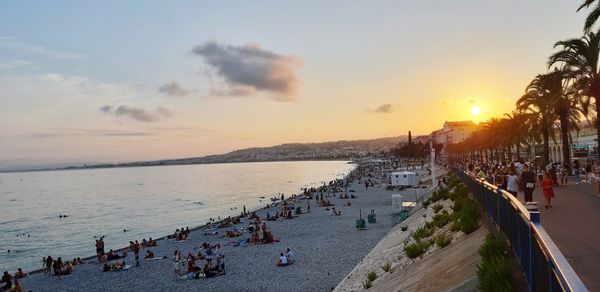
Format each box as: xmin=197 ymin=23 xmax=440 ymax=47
xmin=106 ymin=250 xmax=127 ymax=261
xmin=344 ymin=201 xmax=352 ymax=207
xmin=225 ymin=230 xmax=241 ymax=238
xmin=144 ymin=250 xmax=155 ymax=259
xmin=14 ymin=268 xmax=26 ymax=279
xmin=328 ymin=208 xmax=342 ymax=216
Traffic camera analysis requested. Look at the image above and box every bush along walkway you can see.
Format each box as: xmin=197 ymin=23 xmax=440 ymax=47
xmin=345 ymin=172 xmax=484 ymax=291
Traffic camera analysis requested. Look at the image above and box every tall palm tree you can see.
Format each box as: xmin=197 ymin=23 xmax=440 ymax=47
xmin=548 ymin=31 xmax=600 ymax=158
xmin=503 ymin=111 xmax=528 ymax=160
xmin=517 ymin=74 xmax=557 ymax=165
xmin=579 ymin=0 xmax=600 ymax=32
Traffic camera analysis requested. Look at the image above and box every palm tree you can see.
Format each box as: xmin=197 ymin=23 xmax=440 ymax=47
xmin=579 ymin=0 xmax=600 ymax=32
xmin=517 ymin=74 xmax=557 ymax=165
xmin=548 ymin=31 xmax=600 ymax=159
xmin=503 ymin=111 xmax=528 ymax=160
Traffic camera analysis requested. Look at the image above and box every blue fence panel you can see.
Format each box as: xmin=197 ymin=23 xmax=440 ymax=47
xmin=457 ymin=170 xmax=587 ymax=292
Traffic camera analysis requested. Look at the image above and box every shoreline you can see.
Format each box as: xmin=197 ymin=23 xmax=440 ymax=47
xmin=19 ymin=162 xmax=436 ymax=291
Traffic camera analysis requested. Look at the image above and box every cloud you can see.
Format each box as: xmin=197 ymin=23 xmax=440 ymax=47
xmin=373 ymin=103 xmax=393 ymax=113
xmin=0 ymin=36 xmax=86 ymax=60
xmin=99 ymin=105 xmax=174 ymax=122
xmin=368 ymin=103 xmax=399 ymax=114
xmin=0 ymin=59 xmax=32 ymax=71
xmin=158 ymin=82 xmax=191 ymax=97
xmin=192 ymin=41 xmax=302 ymax=100
xmin=30 ymin=128 xmax=155 ymax=138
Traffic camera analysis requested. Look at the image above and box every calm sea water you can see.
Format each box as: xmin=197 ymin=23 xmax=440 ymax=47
xmin=0 ymin=161 xmax=354 ymax=272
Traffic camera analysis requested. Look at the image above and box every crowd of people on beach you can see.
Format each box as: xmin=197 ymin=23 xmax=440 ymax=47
xmin=6 ymin=162 xmax=381 ymax=291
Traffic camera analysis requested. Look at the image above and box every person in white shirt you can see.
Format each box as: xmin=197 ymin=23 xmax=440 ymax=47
xmin=277 ymin=253 xmax=288 ymax=266
xmin=505 ymin=169 xmax=519 ymax=197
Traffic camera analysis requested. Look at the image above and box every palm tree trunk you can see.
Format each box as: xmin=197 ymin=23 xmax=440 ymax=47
xmin=543 ymin=120 xmax=550 ymax=166
xmin=559 ymin=112 xmax=571 ymax=173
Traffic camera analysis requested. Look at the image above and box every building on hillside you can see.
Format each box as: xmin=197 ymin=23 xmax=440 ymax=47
xmin=442 ymin=121 xmax=478 ymax=144
xmin=431 ymin=129 xmax=446 ymax=145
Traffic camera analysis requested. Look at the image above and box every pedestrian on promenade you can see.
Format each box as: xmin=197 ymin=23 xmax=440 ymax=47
xmin=505 ymin=169 xmax=519 ymax=197
xmin=573 ymin=159 xmax=581 ymax=184
xmin=594 ymin=161 xmax=600 ymax=198
xmin=541 ymin=172 xmax=555 ymax=209
xmin=560 ymin=163 xmax=569 ymax=186
xmin=520 ymin=164 xmax=536 ymax=203
xmin=585 ymin=162 xmax=592 ymax=183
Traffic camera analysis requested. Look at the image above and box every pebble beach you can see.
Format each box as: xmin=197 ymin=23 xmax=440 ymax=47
xmin=19 ymin=166 xmax=433 ymax=292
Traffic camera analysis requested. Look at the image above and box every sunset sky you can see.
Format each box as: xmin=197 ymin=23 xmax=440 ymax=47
xmin=0 ymin=1 xmax=588 ymax=167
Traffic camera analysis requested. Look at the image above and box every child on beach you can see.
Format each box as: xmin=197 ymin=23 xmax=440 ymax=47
xmin=541 ymin=172 xmax=555 ymax=209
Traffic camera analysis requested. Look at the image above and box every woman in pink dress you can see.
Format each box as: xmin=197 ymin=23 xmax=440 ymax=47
xmin=541 ymin=172 xmax=555 ymax=209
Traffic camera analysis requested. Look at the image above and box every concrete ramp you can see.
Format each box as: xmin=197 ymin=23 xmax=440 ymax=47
xmin=376 ymin=227 xmax=486 ymax=292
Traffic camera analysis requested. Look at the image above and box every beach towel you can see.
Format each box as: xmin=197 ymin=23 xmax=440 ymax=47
xmin=122 ymin=265 xmax=132 ymax=271
xmin=147 ymin=257 xmax=167 ymax=260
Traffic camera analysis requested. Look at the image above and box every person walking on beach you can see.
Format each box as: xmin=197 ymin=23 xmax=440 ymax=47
xmin=520 ymin=164 xmax=536 ymax=203
xmin=132 ymin=241 xmax=140 ymax=267
xmin=541 ymin=172 xmax=555 ymax=209
xmin=173 ymin=250 xmax=181 ymax=277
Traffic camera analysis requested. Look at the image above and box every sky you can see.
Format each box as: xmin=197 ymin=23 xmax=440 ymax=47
xmin=0 ymin=1 xmax=590 ymax=168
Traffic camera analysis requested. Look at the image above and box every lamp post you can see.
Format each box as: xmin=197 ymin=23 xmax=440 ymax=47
xmin=430 ymin=140 xmax=436 ymax=186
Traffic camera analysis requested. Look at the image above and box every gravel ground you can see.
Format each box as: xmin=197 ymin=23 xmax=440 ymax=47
xmin=20 ymin=173 xmax=428 ymax=292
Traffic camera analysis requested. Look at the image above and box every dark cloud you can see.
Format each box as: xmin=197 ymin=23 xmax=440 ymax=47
xmin=100 ymin=105 xmax=173 ymax=122
xmin=373 ymin=103 xmax=393 ymax=114
xmin=158 ymin=82 xmax=191 ymax=97
xmin=99 ymin=105 xmax=113 ymax=113
xmin=192 ymin=41 xmax=302 ymax=100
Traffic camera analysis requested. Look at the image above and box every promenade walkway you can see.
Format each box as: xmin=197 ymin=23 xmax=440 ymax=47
xmin=531 ymin=181 xmax=600 ymax=291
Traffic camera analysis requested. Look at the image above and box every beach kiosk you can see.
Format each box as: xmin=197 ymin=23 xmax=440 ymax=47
xmin=391 ymin=194 xmax=410 ymax=227
xmin=391 ymin=171 xmax=418 ymax=187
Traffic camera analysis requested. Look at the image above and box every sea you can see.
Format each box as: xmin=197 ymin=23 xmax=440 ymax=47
xmin=0 ymin=161 xmax=354 ymax=272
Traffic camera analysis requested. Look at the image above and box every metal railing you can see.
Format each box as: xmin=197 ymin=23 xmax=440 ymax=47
xmin=457 ymin=171 xmax=587 ymax=292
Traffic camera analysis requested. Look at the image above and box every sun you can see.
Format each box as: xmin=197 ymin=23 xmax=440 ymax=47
xmin=470 ymin=106 xmax=481 ymax=116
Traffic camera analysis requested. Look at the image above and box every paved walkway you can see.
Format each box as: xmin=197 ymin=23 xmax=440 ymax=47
xmin=532 ymin=181 xmax=600 ymax=291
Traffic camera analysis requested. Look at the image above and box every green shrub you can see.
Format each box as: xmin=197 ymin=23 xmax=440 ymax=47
xmin=412 ymin=225 xmax=435 ymax=241
xmin=477 ymin=255 xmax=512 ymax=292
xmin=404 ymin=239 xmax=432 ymax=258
xmin=434 ymin=232 xmax=452 ymax=248
xmin=450 ymin=184 xmax=468 ymax=201
xmin=431 ymin=204 xmax=443 ymax=214
xmin=432 ymin=212 xmax=451 ymax=228
xmin=363 ymin=279 xmax=372 ymax=289
xmin=479 ymin=233 xmax=507 ymax=260
xmin=382 ymin=262 xmax=391 ymax=273
xmin=477 ymin=233 xmax=512 ymax=292
xmin=367 ymin=271 xmax=378 ymax=282
xmin=451 ymin=197 xmax=480 ymax=234
xmin=422 ymin=199 xmax=430 ymax=209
